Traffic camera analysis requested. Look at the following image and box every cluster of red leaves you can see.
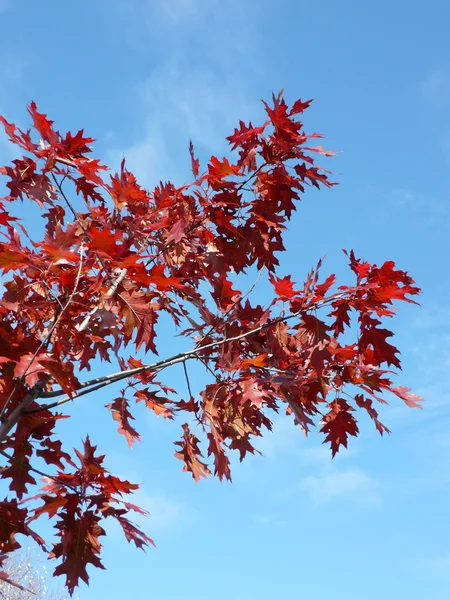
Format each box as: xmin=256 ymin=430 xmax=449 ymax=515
xmin=0 ymin=93 xmax=421 ymax=595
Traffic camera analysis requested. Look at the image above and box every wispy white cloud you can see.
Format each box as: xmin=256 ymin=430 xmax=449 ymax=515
xmin=251 ymin=513 xmax=288 ymax=528
xmin=390 ymin=188 xmax=448 ymax=224
xmin=108 ymin=63 xmax=257 ymax=187
xmin=252 ymin=413 xmax=359 ymax=464
xmin=150 ymin=0 xmax=205 ymax=24
xmin=299 ymin=467 xmax=379 ymax=505
xmin=108 ymin=0 xmax=263 ymax=187
xmin=127 ymin=488 xmax=183 ymax=530
xmin=418 ymin=66 xmax=450 ymax=163
xmin=103 ymin=486 xmax=194 ymax=548
xmin=101 ymin=452 xmax=196 ymax=535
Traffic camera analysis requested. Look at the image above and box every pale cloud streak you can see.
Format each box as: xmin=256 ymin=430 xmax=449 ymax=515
xmin=390 ymin=188 xmax=448 ymax=225
xmin=299 ymin=467 xmax=379 ymax=505
xmin=109 ymin=63 xmax=257 ymax=187
xmin=108 ymin=0 xmax=263 ymax=187
xmin=419 ymin=65 xmax=450 ymax=163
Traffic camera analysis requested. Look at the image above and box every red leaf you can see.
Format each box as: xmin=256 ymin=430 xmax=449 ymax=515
xmin=269 ymin=273 xmax=298 ymax=300
xmin=358 ymin=326 xmax=400 ymax=368
xmin=40 ymin=358 xmax=80 ymax=396
xmin=208 ymin=156 xmax=241 ymax=182
xmin=174 ymin=423 xmax=211 ymax=481
xmin=289 ymin=98 xmax=313 ymax=115
xmin=149 ymin=264 xmax=185 ymax=290
xmin=392 ymin=386 xmax=423 ymax=408
xmin=207 ymin=428 xmax=232 ymax=482
xmin=166 ymin=217 xmax=188 ymax=244
xmin=51 ymin=511 xmax=106 ymax=595
xmin=189 ymin=140 xmax=200 ymax=178
xmin=241 ymin=354 xmax=269 ymax=369
xmin=116 ymin=291 xmax=159 ymax=353
xmin=28 ymin=101 xmax=59 ymax=145
xmin=320 ymin=399 xmax=359 ymax=457
xmin=107 ymin=397 xmax=141 ymax=447
xmin=0 ymin=244 xmax=30 ymax=272
xmin=135 ymin=389 xmax=173 ymax=418
xmin=240 ymin=378 xmax=269 ymax=408
xmin=210 ymin=275 xmax=240 ymax=311
xmin=117 ymin=517 xmax=155 ymax=549
xmin=31 ymin=495 xmax=68 ymax=520
xmin=109 ymin=159 xmax=149 ymax=208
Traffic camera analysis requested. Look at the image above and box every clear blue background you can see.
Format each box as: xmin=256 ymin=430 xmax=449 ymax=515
xmin=0 ymin=1 xmax=449 ymax=599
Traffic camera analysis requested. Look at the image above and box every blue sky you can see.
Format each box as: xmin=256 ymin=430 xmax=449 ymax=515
xmin=0 ymin=1 xmax=449 ymax=599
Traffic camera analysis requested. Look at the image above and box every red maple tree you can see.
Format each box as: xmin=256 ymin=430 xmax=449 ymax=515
xmin=0 ymin=93 xmax=422 ymax=595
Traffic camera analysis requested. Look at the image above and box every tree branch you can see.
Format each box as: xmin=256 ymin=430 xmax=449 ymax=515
xmin=26 ymin=292 xmax=347 ymax=413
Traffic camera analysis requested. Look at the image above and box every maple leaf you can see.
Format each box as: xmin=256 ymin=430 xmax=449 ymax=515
xmin=174 ymin=423 xmax=211 ymax=481
xmin=40 ymin=358 xmax=80 ymax=396
xmin=60 ymin=129 xmax=95 ymax=157
xmin=241 ymin=354 xmax=270 ymax=369
xmin=0 ymin=244 xmax=30 ymax=273
xmin=37 ymin=438 xmax=76 ymax=469
xmin=358 ymin=325 xmax=400 ymax=368
xmin=86 ymin=225 xmax=125 ymax=259
xmin=1 ymin=445 xmax=36 ymax=499
xmin=210 ymin=274 xmax=240 ymax=311
xmin=116 ymin=291 xmax=159 ymax=353
xmin=0 ymin=115 xmax=38 ymax=152
xmin=74 ymin=436 xmax=106 ymax=479
xmin=51 ymin=511 xmax=106 ymax=595
xmin=289 ymin=98 xmax=313 ymax=115
xmin=107 ymin=397 xmax=141 ymax=447
xmin=117 ymin=517 xmax=156 ymax=550
xmin=227 ymin=120 xmax=267 ymax=151
xmin=207 ymin=427 xmax=232 ymax=482
xmin=269 ymin=273 xmax=299 ymax=300
xmin=208 ymin=156 xmax=242 ymax=184
xmin=166 ymin=217 xmax=188 ymax=244
xmin=314 ymin=274 xmax=336 ymax=299
xmin=189 ymin=140 xmax=200 ymax=178
xmin=30 ymin=495 xmax=69 ymax=520
xmin=354 ymin=394 xmax=391 ymax=435
xmin=392 ymin=386 xmax=423 ymax=408
xmin=239 ymin=378 xmax=269 ymax=408
xmin=329 ymin=299 xmax=352 ymax=336
xmin=28 ymin=101 xmax=60 ymax=146
xmin=149 ymin=264 xmax=185 ymax=290
xmin=135 ymin=389 xmax=173 ymax=418
xmin=0 ymin=498 xmax=44 ymax=552
xmin=320 ymin=399 xmax=359 ymax=457
xmin=109 ymin=159 xmax=149 ymax=208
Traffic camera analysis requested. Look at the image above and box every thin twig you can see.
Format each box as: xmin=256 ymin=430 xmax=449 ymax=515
xmin=76 ymin=267 xmax=127 ymax=332
xmin=74 ymin=163 xmax=267 ymax=334
xmin=196 ymin=267 xmax=264 ymax=349
xmin=51 ymin=174 xmax=98 ymax=257
xmin=196 ymin=355 xmax=221 ymax=382
xmin=0 ymin=449 xmax=79 ymax=494
xmin=26 ymin=292 xmax=347 ymax=413
xmin=52 ymin=174 xmax=129 ymax=333
xmin=182 ymin=362 xmax=193 ymax=399
xmin=0 ymin=244 xmax=85 ymax=421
